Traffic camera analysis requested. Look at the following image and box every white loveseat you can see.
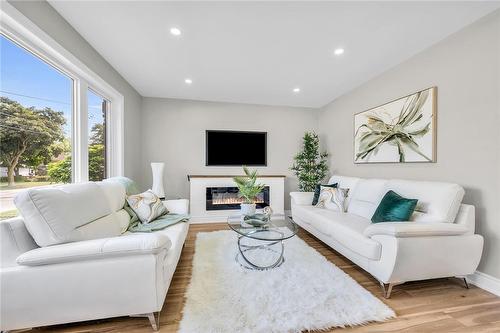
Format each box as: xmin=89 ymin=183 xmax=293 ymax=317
xmin=290 ymin=175 xmax=483 ymax=298
xmin=0 ymin=178 xmax=189 ymax=332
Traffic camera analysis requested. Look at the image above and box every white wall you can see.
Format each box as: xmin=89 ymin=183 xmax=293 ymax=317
xmin=318 ymin=11 xmax=500 ymax=279
xmin=8 ymin=0 xmax=144 ymax=182
xmin=141 ymin=98 xmax=318 ymax=209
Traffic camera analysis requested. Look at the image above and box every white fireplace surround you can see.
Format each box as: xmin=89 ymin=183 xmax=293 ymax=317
xmin=188 ymin=175 xmax=285 ymax=223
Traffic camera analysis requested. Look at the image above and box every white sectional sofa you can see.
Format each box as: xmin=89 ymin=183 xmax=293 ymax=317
xmin=290 ymin=175 xmax=483 ymax=298
xmin=0 ymin=178 xmax=189 ymax=332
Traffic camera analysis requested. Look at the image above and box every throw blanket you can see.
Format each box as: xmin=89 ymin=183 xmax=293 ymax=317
xmin=124 ymin=203 xmax=189 ymax=233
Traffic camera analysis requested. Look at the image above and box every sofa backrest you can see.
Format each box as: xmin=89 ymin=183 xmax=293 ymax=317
xmin=14 ymin=181 xmax=129 ymax=247
xmin=347 ymin=179 xmax=388 ymax=219
xmin=328 ymin=175 xmax=465 ymax=223
xmin=385 ymin=179 xmax=464 ymax=223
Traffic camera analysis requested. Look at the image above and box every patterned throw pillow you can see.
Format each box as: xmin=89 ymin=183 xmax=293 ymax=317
xmin=312 ymin=183 xmax=338 ymax=205
xmin=315 ymin=186 xmax=349 ymax=212
xmin=126 ymin=190 xmax=168 ymax=224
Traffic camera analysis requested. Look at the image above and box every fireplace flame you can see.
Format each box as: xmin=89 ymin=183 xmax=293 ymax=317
xmin=212 ymin=195 xmax=264 ymax=205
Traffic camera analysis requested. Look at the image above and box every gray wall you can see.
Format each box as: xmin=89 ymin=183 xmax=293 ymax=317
xmin=8 ymin=0 xmax=144 ymax=182
xmin=318 ymin=11 xmax=500 ymax=279
xmin=141 ymin=98 xmax=318 ymax=209
xmin=11 ymin=0 xmax=500 ymax=279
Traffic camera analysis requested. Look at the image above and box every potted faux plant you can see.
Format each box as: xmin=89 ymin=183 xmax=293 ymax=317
xmin=290 ymin=132 xmax=329 ymax=191
xmin=233 ymin=166 xmax=265 ymax=216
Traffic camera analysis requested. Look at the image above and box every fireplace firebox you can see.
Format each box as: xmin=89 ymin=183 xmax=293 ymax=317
xmin=206 ymin=186 xmax=270 ymax=211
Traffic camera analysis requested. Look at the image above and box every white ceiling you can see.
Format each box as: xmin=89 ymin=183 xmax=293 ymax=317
xmin=49 ymin=1 xmax=499 ymax=108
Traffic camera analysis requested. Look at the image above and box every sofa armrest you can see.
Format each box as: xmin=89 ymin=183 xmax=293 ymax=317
xmin=16 ymin=233 xmax=171 ymax=266
xmin=290 ymin=192 xmax=314 ymax=206
xmin=163 ymin=199 xmax=189 ymax=214
xmin=364 ymin=222 xmax=469 ymax=238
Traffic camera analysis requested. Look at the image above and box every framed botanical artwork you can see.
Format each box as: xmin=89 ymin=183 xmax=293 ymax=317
xmin=354 ymin=87 xmax=436 ymax=163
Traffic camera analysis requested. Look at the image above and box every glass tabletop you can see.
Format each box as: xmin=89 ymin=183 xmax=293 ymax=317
xmin=227 ymin=214 xmax=298 ymax=241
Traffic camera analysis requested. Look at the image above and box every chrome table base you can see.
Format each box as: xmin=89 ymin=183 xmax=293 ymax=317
xmin=235 ymin=230 xmax=285 ymax=270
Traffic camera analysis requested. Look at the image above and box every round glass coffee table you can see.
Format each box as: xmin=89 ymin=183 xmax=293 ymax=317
xmin=227 ymin=214 xmax=298 ymax=270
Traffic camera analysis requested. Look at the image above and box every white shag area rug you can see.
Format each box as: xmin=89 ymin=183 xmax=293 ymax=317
xmin=179 ymin=230 xmax=395 ymax=333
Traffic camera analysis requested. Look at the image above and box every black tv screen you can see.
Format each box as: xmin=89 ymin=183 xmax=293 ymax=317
xmin=206 ymin=130 xmax=267 ymax=166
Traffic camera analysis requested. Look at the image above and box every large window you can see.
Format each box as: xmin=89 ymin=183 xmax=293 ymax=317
xmin=0 ymin=7 xmax=124 ymax=220
xmin=0 ymin=3 xmax=124 ymax=221
xmin=88 ymin=89 xmax=108 ymax=181
xmin=0 ymin=35 xmax=74 ymax=220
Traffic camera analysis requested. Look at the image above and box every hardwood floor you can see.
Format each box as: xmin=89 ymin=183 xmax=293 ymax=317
xmin=32 ymin=223 xmax=500 ymax=333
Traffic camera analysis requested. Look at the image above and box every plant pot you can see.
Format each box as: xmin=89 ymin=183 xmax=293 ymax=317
xmin=240 ymin=203 xmax=256 ymax=216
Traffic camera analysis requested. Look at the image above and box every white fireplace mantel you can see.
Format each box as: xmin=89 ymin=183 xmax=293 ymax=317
xmin=188 ymin=175 xmax=285 ymax=223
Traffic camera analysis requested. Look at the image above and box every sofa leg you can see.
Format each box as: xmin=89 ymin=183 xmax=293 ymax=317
xmin=147 ymin=312 xmax=160 ymax=331
xmin=130 ymin=312 xmax=160 ymax=331
xmin=454 ymin=276 xmax=470 ymax=289
xmin=379 ymin=281 xmax=402 ymax=299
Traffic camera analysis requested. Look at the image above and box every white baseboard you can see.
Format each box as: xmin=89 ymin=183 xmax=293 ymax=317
xmin=467 ymin=271 xmax=500 ymax=296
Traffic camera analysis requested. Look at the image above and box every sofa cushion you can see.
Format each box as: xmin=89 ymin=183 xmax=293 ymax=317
xmin=385 ymin=179 xmax=465 ymax=223
xmin=14 ymin=182 xmax=120 ymax=247
xmin=96 ymin=181 xmax=126 ymax=212
xmin=347 ymin=178 xmax=388 ymax=219
xmin=150 ymin=221 xmax=189 ymax=258
xmin=16 ymin=233 xmax=171 ymax=266
xmin=74 ymin=209 xmax=131 ymax=238
xmin=293 ymin=205 xmax=381 ymax=260
xmin=364 ymin=221 xmax=469 ymax=238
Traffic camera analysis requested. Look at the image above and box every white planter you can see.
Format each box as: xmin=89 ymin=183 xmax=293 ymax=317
xmin=240 ymin=203 xmax=256 ymax=216
xmin=151 ymin=162 xmax=165 ymax=199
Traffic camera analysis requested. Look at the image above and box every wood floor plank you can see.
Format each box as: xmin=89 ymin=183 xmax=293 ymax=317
xmin=27 ymin=223 xmax=500 ymax=333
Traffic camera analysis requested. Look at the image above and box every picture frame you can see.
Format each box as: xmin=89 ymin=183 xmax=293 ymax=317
xmin=354 ymin=87 xmax=437 ymax=164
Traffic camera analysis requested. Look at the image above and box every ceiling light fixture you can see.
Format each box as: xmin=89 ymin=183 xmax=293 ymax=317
xmin=185 ymin=78 xmax=193 ymax=85
xmin=293 ymin=87 xmax=301 ymax=93
xmin=334 ymin=48 xmax=345 ymax=56
xmin=170 ymin=27 xmax=182 ymax=36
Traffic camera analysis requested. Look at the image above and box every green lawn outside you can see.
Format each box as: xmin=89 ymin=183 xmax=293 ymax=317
xmin=0 ymin=209 xmax=18 ymax=221
xmin=0 ymin=181 xmax=52 ymax=190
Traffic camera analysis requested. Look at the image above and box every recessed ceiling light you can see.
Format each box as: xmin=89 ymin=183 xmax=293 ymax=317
xmin=185 ymin=78 xmax=193 ymax=85
xmin=170 ymin=27 xmax=181 ymax=36
xmin=334 ymin=48 xmax=345 ymax=56
xmin=293 ymin=87 xmax=301 ymax=93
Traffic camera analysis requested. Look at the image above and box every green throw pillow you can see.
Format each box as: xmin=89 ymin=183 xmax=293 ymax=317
xmin=371 ymin=190 xmax=418 ymax=223
xmin=312 ymin=183 xmax=338 ymax=205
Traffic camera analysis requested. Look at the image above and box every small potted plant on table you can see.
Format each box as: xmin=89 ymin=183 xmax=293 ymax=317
xmin=233 ymin=166 xmax=265 ymax=216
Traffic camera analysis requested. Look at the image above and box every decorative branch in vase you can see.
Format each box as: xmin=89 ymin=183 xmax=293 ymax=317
xmin=233 ymin=166 xmax=265 ymax=216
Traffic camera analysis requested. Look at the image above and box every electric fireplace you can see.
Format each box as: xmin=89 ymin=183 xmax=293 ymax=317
xmin=206 ymin=186 xmax=270 ymax=211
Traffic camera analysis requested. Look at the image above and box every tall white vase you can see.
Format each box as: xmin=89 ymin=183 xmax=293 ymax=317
xmin=151 ymin=162 xmax=165 ymax=199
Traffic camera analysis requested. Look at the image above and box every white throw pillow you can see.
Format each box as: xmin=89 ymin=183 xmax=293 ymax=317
xmin=315 ymin=186 xmax=349 ymax=212
xmin=126 ymin=190 xmax=168 ymax=224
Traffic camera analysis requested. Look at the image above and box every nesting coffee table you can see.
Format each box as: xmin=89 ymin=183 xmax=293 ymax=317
xmin=227 ymin=214 xmax=298 ymax=270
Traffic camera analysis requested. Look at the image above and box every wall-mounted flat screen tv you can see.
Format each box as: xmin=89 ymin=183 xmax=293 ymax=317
xmin=206 ymin=130 xmax=267 ymax=166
